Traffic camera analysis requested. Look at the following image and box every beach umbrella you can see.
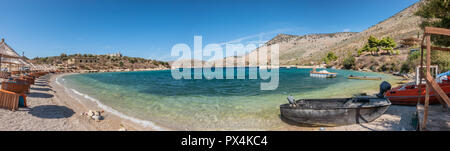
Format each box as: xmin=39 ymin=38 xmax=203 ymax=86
xmin=0 ymin=38 xmax=24 ymax=72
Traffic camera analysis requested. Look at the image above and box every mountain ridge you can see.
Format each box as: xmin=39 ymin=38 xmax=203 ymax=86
xmin=229 ymin=1 xmax=426 ymax=66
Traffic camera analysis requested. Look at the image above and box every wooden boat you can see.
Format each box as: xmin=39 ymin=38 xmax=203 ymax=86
xmin=280 ymin=96 xmax=391 ymax=126
xmin=348 ymin=75 xmax=381 ymax=80
xmin=385 ymin=82 xmax=450 ymax=105
xmin=280 ymin=81 xmax=392 ymax=126
xmin=310 ymin=68 xmax=337 ymax=78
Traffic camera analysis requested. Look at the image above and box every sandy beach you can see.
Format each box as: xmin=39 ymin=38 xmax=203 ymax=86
xmin=0 ymin=73 xmax=161 ymax=131
xmin=0 ymin=73 xmax=419 ymax=131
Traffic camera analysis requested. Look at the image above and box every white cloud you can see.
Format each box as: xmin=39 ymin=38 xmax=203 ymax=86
xmin=217 ymin=27 xmax=300 ymax=46
xmin=343 ymin=28 xmax=351 ymax=32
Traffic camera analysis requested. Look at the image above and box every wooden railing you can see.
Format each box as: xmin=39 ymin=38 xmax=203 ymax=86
xmin=419 ymin=27 xmax=450 ymax=130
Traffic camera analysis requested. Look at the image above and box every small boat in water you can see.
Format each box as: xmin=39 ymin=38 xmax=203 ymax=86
xmin=280 ymin=81 xmax=392 ymax=126
xmin=348 ymin=75 xmax=381 ymax=80
xmin=310 ymin=68 xmax=337 ymax=78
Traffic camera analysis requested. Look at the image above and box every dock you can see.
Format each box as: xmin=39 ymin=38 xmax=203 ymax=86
xmin=297 ymin=66 xmax=325 ymax=69
xmin=417 ymin=104 xmax=450 ymax=131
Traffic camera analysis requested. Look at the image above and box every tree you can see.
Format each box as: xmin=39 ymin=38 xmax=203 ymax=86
xmin=60 ymin=53 xmax=67 ymax=58
xmin=415 ymin=0 xmax=450 ymax=46
xmin=360 ymin=36 xmax=398 ymax=55
xmin=59 ymin=53 xmax=69 ymax=61
xmin=363 ymin=36 xmax=382 ymax=55
xmin=130 ymin=58 xmax=137 ymax=64
xmin=414 ymin=0 xmax=450 ymax=73
xmin=379 ymin=37 xmax=397 ymax=54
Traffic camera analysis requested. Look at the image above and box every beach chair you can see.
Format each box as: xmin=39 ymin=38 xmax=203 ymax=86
xmin=20 ymin=76 xmax=35 ymax=85
xmin=0 ymin=89 xmax=21 ymax=111
xmin=2 ymin=81 xmax=29 ymax=93
xmin=10 ymin=79 xmax=31 ymax=93
xmin=1 ymin=82 xmax=28 ymax=108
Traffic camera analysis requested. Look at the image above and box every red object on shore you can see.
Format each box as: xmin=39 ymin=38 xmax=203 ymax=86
xmin=385 ymin=82 xmax=450 ymax=105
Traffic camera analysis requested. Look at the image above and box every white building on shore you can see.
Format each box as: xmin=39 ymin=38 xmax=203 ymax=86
xmin=105 ymin=52 xmax=122 ymax=57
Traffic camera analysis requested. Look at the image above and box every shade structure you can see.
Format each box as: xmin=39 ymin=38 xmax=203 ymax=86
xmin=0 ymin=39 xmax=23 ymax=72
xmin=0 ymin=39 xmax=21 ymax=59
xmin=0 ymin=38 xmax=36 ymax=73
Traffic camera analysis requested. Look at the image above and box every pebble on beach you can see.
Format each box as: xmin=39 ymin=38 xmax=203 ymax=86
xmin=82 ymin=110 xmax=104 ymax=122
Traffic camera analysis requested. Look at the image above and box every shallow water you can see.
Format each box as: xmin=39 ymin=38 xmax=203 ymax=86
xmin=59 ymin=68 xmax=399 ymax=130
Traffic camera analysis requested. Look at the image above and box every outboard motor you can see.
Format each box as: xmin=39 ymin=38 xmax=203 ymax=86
xmin=287 ymin=95 xmax=296 ymax=104
xmin=377 ymin=81 xmax=391 ymax=98
xmin=287 ymin=95 xmax=298 ymax=107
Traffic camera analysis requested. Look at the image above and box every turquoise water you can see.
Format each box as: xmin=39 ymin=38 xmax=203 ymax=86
xmin=59 ymin=68 xmax=398 ymax=130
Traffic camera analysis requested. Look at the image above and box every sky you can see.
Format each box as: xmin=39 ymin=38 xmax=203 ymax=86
xmin=0 ymin=0 xmax=419 ymax=61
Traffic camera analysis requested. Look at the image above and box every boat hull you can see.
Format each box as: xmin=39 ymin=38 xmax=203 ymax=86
xmin=348 ymin=76 xmax=381 ymax=80
xmin=280 ymin=98 xmax=390 ymax=126
xmin=310 ymin=73 xmax=337 ymax=78
xmin=386 ymin=83 xmax=450 ymax=105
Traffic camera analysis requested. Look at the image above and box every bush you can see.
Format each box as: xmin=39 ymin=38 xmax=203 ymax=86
xmin=431 ymin=50 xmax=450 ymax=73
xmin=380 ymin=62 xmax=400 ymax=73
xmin=343 ymin=56 xmax=356 ymax=69
xmin=357 ymin=49 xmax=363 ymax=56
xmin=401 ymin=61 xmax=413 ymax=73
xmin=322 ymin=52 xmax=338 ymax=64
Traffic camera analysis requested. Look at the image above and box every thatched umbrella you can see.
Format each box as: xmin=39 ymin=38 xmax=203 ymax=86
xmin=0 ymin=38 xmax=22 ymax=71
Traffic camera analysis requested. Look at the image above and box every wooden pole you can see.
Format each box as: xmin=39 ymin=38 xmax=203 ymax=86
xmin=422 ymin=35 xmax=431 ymax=130
xmin=418 ymin=37 xmax=424 ymax=105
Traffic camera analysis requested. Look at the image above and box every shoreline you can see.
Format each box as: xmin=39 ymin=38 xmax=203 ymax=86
xmin=52 ymin=73 xmax=171 ymax=131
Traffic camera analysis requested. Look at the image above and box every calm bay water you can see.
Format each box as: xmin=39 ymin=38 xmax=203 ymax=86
xmin=59 ymin=68 xmax=397 ymax=130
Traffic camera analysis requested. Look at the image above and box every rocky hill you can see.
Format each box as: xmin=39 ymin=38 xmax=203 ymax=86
xmin=220 ymin=1 xmax=426 ymax=68
xmin=305 ymin=1 xmax=425 ymax=64
xmin=31 ymin=54 xmax=170 ymax=70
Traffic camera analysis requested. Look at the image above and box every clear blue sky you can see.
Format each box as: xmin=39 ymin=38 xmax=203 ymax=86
xmin=0 ymin=0 xmax=419 ymax=61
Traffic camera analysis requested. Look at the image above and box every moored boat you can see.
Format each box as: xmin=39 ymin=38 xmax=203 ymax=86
xmin=310 ymin=68 xmax=337 ymax=78
xmin=385 ymin=82 xmax=450 ymax=105
xmin=348 ymin=75 xmax=381 ymax=80
xmin=385 ymin=71 xmax=450 ymax=105
xmin=280 ymin=82 xmax=392 ymax=126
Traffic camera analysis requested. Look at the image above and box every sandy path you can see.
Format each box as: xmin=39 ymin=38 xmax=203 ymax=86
xmin=331 ymin=105 xmax=417 ymax=131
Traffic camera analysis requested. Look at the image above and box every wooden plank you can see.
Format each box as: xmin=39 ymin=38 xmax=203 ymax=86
xmin=421 ymin=45 xmax=450 ymax=52
xmin=426 ymin=73 xmax=450 ymax=106
xmin=425 ymin=27 xmax=450 ymax=36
